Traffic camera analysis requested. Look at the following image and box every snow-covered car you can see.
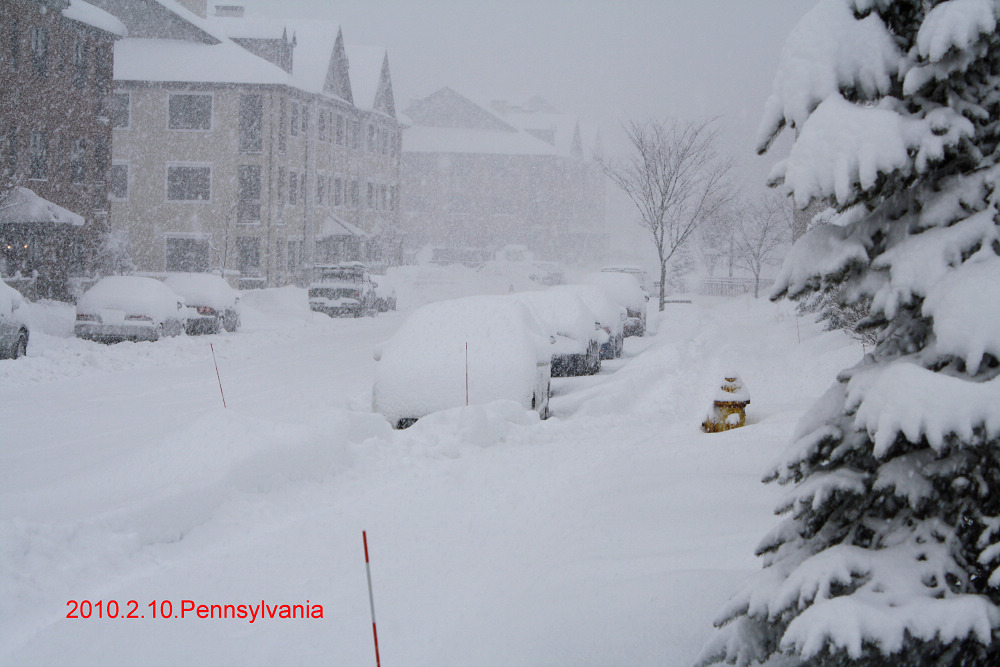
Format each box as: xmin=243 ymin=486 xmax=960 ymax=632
xmin=550 ymin=284 xmax=626 ymax=359
xmin=308 ymin=262 xmax=376 ymax=317
xmin=585 ymin=271 xmax=648 ymax=337
xmin=74 ymin=276 xmax=187 ymax=343
xmin=163 ymin=273 xmax=241 ymax=334
xmin=513 ymin=289 xmax=605 ymax=376
xmin=601 ymin=265 xmax=653 ymax=296
xmin=372 ymin=295 xmax=552 ymax=428
xmin=371 ymin=274 xmax=397 ymax=312
xmin=0 ymin=278 xmax=29 ymax=359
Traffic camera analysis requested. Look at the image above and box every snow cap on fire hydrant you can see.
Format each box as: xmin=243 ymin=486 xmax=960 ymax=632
xmin=702 ymin=372 xmax=750 ymax=433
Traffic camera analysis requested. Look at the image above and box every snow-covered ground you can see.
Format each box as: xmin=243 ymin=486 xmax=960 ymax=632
xmin=0 ymin=276 xmax=861 ymax=666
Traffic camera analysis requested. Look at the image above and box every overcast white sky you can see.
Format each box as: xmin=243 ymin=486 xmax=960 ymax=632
xmin=236 ymin=0 xmax=813 ymax=260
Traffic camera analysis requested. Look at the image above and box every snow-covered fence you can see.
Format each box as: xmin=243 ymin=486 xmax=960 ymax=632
xmin=694 ymin=278 xmax=774 ymax=297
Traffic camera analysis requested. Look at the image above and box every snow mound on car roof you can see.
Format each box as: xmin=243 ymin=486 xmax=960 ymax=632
xmin=77 ymin=276 xmax=182 ymax=322
xmin=163 ymin=273 xmax=239 ymax=311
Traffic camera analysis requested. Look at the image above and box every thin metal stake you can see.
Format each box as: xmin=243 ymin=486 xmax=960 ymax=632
xmin=210 ymin=343 xmax=227 ymax=408
xmin=465 ymin=342 xmax=469 ymax=406
xmin=363 ymin=531 xmax=381 ymax=667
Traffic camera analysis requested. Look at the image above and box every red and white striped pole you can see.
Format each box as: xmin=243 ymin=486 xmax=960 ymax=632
xmin=363 ymin=531 xmax=381 ymax=667
xmin=210 ymin=343 xmax=227 ymax=408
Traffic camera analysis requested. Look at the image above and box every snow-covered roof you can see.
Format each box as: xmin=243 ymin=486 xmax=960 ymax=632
xmin=345 ymin=45 xmax=386 ymax=111
xmin=0 ymin=188 xmax=85 ymax=227
xmin=403 ymin=126 xmax=556 ymax=156
xmin=63 ymin=0 xmax=128 ymax=37
xmin=211 ymin=16 xmax=346 ymax=98
xmin=318 ymin=215 xmax=367 ymax=239
xmin=114 ymin=37 xmax=289 ymax=84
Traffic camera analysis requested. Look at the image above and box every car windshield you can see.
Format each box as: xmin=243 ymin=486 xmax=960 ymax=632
xmin=309 ymin=286 xmax=359 ymax=299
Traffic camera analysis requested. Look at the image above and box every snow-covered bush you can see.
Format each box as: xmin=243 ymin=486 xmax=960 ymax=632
xmin=700 ymin=0 xmax=1000 ymax=665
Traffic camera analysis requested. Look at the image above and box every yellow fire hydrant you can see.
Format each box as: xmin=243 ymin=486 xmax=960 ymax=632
xmin=702 ymin=373 xmax=750 ymax=433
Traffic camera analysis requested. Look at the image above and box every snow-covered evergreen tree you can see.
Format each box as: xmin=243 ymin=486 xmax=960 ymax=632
xmin=699 ymin=0 xmax=1000 ymax=664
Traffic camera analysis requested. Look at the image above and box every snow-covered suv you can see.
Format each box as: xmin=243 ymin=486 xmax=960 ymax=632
xmin=308 ymin=262 xmax=377 ymax=318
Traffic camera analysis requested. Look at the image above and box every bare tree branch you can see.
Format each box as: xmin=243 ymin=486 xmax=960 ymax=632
xmin=598 ymin=118 xmax=732 ymax=310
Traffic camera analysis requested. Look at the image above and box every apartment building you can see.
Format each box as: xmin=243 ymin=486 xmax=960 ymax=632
xmin=0 ymin=0 xmax=125 ymax=297
xmin=91 ymin=0 xmax=401 ymax=287
xmin=401 ymin=88 xmax=607 ymax=264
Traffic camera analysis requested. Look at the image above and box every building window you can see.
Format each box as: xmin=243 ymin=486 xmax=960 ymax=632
xmin=350 ymin=180 xmax=358 ymax=208
xmin=318 ymin=111 xmax=327 ymax=142
xmin=166 ymin=165 xmax=211 ymax=201
xmin=238 ymin=165 xmax=261 ymax=223
xmin=301 ymin=105 xmax=308 ymax=135
xmin=336 ymin=114 xmax=344 ymax=145
xmin=10 ymin=20 xmax=19 ymax=69
xmin=289 ymin=170 xmax=297 ymax=205
xmin=287 ymin=239 xmax=297 ymax=274
xmin=290 ymin=103 xmax=299 ymax=136
xmin=168 ymin=94 xmax=212 ymax=131
xmin=110 ymin=93 xmax=129 ymax=129
xmin=166 ymin=236 xmax=209 ymax=272
xmin=29 ymin=131 xmax=47 ymax=180
xmin=73 ymin=40 xmax=87 ymax=89
xmin=274 ymin=237 xmax=284 ymax=279
xmin=93 ymin=132 xmax=108 ymax=182
xmin=109 ymin=163 xmax=128 ymax=200
xmin=367 ymin=182 xmax=374 ymax=209
xmin=367 ymin=124 xmax=375 ymax=152
xmin=334 ymin=177 xmax=342 ymax=207
xmin=5 ymin=128 xmax=16 ymax=177
xmin=316 ymin=174 xmax=324 ymax=205
xmin=278 ymin=98 xmax=286 ymax=152
xmin=380 ymin=184 xmax=387 ymax=210
xmin=300 ymin=172 xmax=307 ymax=206
xmin=30 ymin=26 xmax=47 ymax=76
xmin=236 ymin=236 xmax=260 ymax=275
xmin=71 ymin=138 xmax=87 ymax=183
xmin=239 ymin=94 xmax=263 ymax=153
xmin=353 ymin=121 xmax=361 ymax=150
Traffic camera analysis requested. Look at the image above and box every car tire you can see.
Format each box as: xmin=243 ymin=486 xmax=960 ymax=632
xmin=10 ymin=332 xmax=27 ymax=359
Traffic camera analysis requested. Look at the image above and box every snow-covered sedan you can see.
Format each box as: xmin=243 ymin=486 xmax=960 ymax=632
xmin=585 ymin=271 xmax=648 ymax=337
xmin=372 ymin=295 xmax=551 ymax=428
xmin=550 ymin=284 xmax=626 ymax=359
xmin=513 ymin=289 xmax=606 ymax=376
xmin=75 ymin=276 xmax=186 ymax=343
xmin=0 ymin=278 xmax=29 ymax=359
xmin=163 ymin=273 xmax=241 ymax=334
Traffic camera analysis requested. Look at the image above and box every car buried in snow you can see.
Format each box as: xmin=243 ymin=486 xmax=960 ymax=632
xmin=585 ymin=271 xmax=648 ymax=337
xmin=371 ymin=274 xmax=397 ymax=312
xmin=512 ymin=288 xmax=605 ymax=376
xmin=308 ymin=262 xmax=376 ymax=318
xmin=372 ymin=295 xmax=552 ymax=429
xmin=163 ymin=272 xmax=241 ymax=334
xmin=549 ymin=283 xmax=626 ymax=359
xmin=74 ymin=276 xmax=187 ymax=344
xmin=0 ymin=278 xmax=29 ymax=359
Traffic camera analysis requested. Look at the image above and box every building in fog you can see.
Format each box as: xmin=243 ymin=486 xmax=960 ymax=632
xmin=0 ymin=0 xmax=125 ymax=298
xmin=400 ymin=87 xmax=606 ymax=264
xmin=88 ymin=0 xmax=400 ymax=287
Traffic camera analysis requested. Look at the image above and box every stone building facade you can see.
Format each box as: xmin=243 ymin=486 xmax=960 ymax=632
xmin=0 ymin=0 xmax=124 ymax=296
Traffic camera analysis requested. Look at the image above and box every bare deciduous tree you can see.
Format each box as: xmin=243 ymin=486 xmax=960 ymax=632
xmin=599 ymin=119 xmax=731 ymax=310
xmin=732 ymin=194 xmax=789 ymax=298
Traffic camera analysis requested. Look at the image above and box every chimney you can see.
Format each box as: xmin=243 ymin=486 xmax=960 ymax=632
xmin=176 ymin=0 xmax=208 ymax=19
xmin=214 ymin=4 xmax=245 ymax=17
